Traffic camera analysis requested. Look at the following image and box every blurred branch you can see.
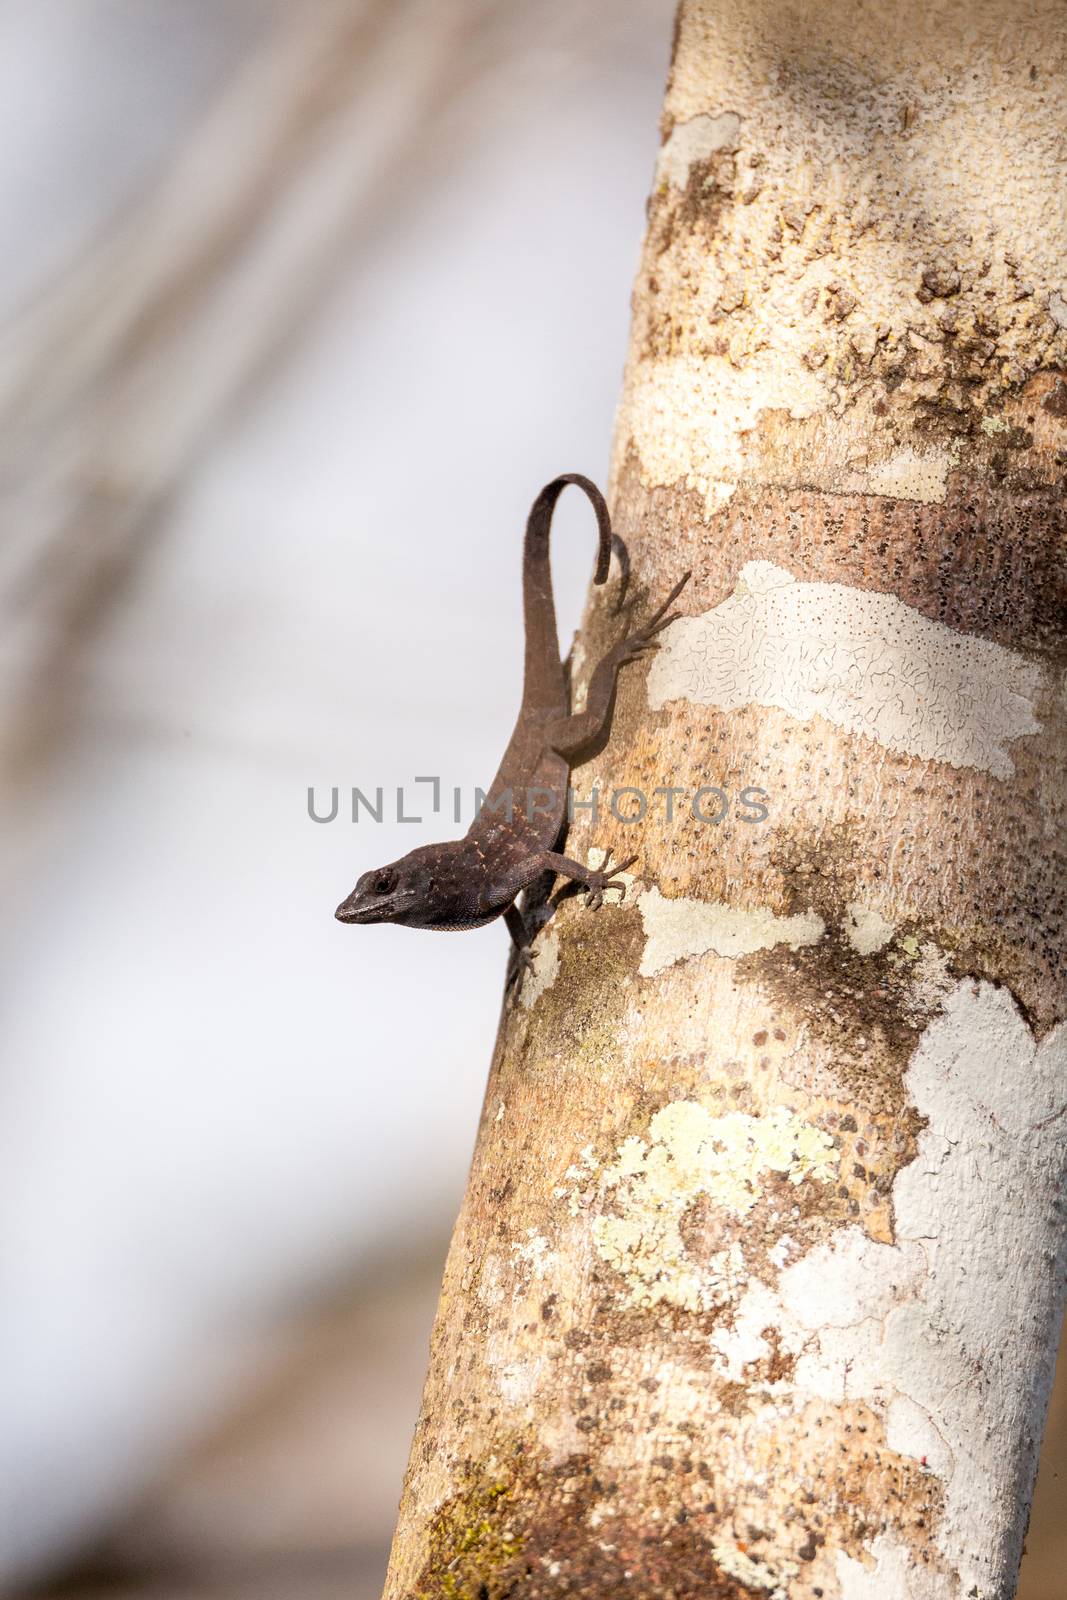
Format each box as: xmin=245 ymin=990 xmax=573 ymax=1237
xmin=0 ymin=0 xmax=502 ymax=785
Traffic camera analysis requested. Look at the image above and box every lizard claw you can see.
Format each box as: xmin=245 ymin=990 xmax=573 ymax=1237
xmin=507 ymin=945 xmax=537 ymax=990
xmin=618 ymin=637 xmax=658 ymax=664
xmin=583 ymin=848 xmax=638 ymax=909
xmin=616 ymin=572 xmax=690 ymax=663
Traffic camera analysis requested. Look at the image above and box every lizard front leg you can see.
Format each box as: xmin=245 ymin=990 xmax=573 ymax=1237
xmin=498 ymin=847 xmax=635 ymax=927
xmin=548 ymin=570 xmax=690 ymax=759
xmin=537 ymin=845 xmax=638 ymax=910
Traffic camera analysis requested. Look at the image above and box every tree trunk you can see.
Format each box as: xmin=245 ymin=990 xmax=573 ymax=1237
xmin=385 ymin=2 xmax=1067 ymax=1596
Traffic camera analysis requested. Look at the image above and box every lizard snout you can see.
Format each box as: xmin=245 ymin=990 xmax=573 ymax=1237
xmin=334 ymin=890 xmax=377 ymax=924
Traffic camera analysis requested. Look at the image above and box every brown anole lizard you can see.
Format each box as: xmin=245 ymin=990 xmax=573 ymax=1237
xmin=335 ymin=474 xmax=689 ymax=980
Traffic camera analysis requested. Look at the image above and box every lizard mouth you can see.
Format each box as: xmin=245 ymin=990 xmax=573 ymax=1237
xmin=334 ymin=893 xmax=388 ymax=925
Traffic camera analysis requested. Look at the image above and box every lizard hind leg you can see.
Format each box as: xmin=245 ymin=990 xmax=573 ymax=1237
xmin=548 ymin=568 xmax=692 ymax=760
xmin=615 ymin=568 xmax=692 ymax=665
xmin=504 ymin=901 xmax=537 ymax=987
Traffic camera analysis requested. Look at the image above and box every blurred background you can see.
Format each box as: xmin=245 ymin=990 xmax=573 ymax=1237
xmin=0 ymin=4 xmax=1060 ymax=1596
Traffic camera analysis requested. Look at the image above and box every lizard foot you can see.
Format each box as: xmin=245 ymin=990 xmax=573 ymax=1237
xmin=616 ymin=570 xmax=691 ymax=665
xmin=507 ymin=945 xmax=537 ymax=989
xmin=583 ymin=847 xmax=639 ymax=910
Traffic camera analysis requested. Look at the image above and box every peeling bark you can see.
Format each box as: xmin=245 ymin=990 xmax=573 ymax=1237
xmin=384 ymin=3 xmax=1066 ymax=1597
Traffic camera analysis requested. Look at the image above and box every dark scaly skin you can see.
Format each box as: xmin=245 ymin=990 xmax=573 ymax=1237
xmin=335 ymin=474 xmax=689 ymax=983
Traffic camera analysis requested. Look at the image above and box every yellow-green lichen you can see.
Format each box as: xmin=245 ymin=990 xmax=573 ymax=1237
xmin=587 ymin=1100 xmax=837 ymax=1312
xmin=415 ymin=1473 xmax=523 ymax=1600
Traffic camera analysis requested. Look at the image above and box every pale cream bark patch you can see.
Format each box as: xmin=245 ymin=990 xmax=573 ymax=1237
xmin=864 ymin=445 xmax=953 ymax=504
xmin=619 ymin=354 xmax=828 ymax=512
xmin=845 ymin=903 xmax=896 ymax=956
xmin=637 ymin=887 xmax=825 ymax=976
xmin=647 ymin=560 xmax=1043 ymax=779
xmin=900 ymin=941 xmax=956 ymax=1023
xmin=656 ymin=111 xmax=742 ymax=187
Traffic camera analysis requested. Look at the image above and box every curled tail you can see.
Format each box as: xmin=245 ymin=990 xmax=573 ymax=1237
xmin=522 ymin=474 xmax=619 ymax=712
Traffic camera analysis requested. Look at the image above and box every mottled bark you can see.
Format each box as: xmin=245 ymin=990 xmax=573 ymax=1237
xmin=385 ymin=3 xmax=1067 ymax=1597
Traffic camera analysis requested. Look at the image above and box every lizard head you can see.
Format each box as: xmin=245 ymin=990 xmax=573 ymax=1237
xmin=335 ymin=854 xmax=431 ymax=926
xmin=335 ymin=842 xmax=471 ymax=928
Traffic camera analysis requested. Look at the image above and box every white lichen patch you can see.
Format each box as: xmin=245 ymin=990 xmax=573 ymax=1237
xmin=496 ymin=1356 xmax=544 ymax=1409
xmin=778 ymin=1225 xmax=925 ymax=1333
xmin=872 ymin=984 xmax=1066 ymax=1597
xmin=711 ymin=1279 xmax=792 ymax=1381
xmin=476 ymin=1253 xmax=506 ymax=1310
xmin=656 ymin=110 xmax=742 ymax=188
xmin=844 ymin=902 xmax=895 ymax=956
xmin=568 ymin=634 xmax=589 ymax=711
xmin=519 ymin=926 xmax=560 ymax=1010
xmin=835 ymin=1533 xmax=945 ymax=1600
xmin=767 ymin=1232 xmax=796 ymax=1270
xmin=511 ymin=1228 xmax=552 ymax=1277
xmin=886 ymin=1394 xmax=954 ymax=1481
xmin=647 ymin=560 xmax=1042 ymax=779
xmin=637 ymin=886 xmax=824 ymax=976
xmin=588 ymin=1100 xmax=836 ymax=1312
xmin=709 ymin=982 xmax=1066 ymax=1599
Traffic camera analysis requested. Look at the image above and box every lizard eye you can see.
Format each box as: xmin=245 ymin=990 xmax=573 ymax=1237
xmin=373 ymin=869 xmax=398 ymax=895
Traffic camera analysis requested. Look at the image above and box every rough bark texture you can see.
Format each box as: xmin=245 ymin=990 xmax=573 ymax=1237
xmin=384 ymin=3 xmax=1066 ymax=1597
